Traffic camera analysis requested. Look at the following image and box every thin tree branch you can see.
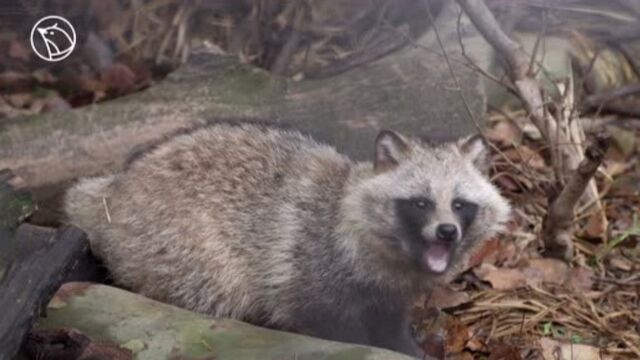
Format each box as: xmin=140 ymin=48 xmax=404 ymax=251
xmin=454 ymin=6 xmax=519 ymax=97
xmin=424 ymin=0 xmax=482 ymax=133
xmin=457 ymin=0 xmax=531 ymax=80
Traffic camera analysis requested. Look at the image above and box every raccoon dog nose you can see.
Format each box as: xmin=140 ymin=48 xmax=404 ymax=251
xmin=436 ymin=224 xmax=458 ymax=242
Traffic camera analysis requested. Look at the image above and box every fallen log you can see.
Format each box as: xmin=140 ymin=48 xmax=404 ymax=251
xmin=0 ymin=225 xmax=90 ymax=360
xmin=0 ymin=169 xmax=100 ymax=359
xmin=0 ymin=166 xmax=112 ymax=358
xmin=0 ymin=169 xmax=34 ymax=281
xmin=24 ymin=282 xmax=416 ymax=360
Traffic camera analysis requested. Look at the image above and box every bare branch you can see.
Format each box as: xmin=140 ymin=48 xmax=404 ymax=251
xmin=457 ymin=0 xmax=563 ymax=171
xmin=457 ymin=0 xmax=530 ymax=80
xmin=457 ymin=0 xmax=609 ymax=258
xmin=423 ymin=0 xmax=482 ymax=133
xmin=542 ymin=133 xmax=609 ymax=260
xmin=454 ymin=6 xmax=519 ymax=96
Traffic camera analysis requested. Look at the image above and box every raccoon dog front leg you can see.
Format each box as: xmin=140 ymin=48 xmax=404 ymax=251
xmin=290 ymin=302 xmax=425 ymax=358
xmin=364 ymin=305 xmax=425 ymax=358
xmin=288 ymin=305 xmax=370 ymax=345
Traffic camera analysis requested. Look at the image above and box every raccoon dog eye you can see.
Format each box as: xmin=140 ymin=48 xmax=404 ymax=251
xmin=452 ymin=199 xmax=479 ymax=231
xmin=452 ymin=199 xmax=478 ymax=212
xmin=412 ymin=198 xmax=430 ymax=209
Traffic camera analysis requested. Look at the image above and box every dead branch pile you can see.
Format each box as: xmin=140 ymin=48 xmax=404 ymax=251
xmin=82 ymin=0 xmax=444 ymax=78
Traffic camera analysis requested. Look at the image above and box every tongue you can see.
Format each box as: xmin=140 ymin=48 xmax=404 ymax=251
xmin=423 ymin=244 xmax=450 ymax=273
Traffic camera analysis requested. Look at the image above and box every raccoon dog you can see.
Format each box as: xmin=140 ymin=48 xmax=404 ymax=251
xmin=65 ymin=123 xmax=510 ymax=357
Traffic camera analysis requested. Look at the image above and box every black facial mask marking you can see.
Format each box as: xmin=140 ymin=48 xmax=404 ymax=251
xmin=394 ymin=197 xmax=433 ymax=246
xmin=452 ymin=198 xmax=479 ymax=232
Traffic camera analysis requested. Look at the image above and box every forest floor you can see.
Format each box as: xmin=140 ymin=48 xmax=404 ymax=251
xmin=413 ymin=109 xmax=640 ymax=359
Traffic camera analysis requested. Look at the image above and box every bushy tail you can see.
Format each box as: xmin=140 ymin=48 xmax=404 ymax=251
xmin=64 ymin=175 xmax=117 ymax=257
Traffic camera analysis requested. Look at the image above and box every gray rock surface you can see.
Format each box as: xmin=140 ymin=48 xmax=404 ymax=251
xmin=0 ymin=3 xmax=486 ymax=194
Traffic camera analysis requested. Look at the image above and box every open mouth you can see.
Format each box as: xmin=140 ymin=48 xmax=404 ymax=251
xmin=421 ymin=242 xmax=453 ymax=274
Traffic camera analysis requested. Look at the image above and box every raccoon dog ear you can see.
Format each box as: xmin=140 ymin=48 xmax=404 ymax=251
xmin=374 ymin=130 xmax=410 ymax=173
xmin=459 ymin=134 xmax=489 ymax=172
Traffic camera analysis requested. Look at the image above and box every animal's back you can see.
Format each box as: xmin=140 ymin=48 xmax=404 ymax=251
xmin=64 ymin=123 xmax=352 ymax=319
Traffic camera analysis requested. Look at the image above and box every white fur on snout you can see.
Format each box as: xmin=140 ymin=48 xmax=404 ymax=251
xmin=421 ymin=224 xmax=437 ymax=240
xmin=421 ymin=219 xmax=461 ymax=242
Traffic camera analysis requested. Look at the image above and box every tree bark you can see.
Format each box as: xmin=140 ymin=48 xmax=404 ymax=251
xmin=542 ymin=134 xmax=609 ymax=260
xmin=0 ymin=225 xmax=90 ymax=360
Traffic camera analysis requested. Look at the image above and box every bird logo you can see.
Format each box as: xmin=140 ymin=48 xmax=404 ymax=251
xmin=30 ymin=15 xmax=76 ymax=62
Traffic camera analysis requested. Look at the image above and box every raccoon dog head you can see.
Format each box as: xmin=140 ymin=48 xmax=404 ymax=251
xmin=345 ymin=130 xmax=510 ymax=277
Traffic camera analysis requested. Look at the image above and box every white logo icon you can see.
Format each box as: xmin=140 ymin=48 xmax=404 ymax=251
xmin=30 ymin=15 xmax=76 ymax=62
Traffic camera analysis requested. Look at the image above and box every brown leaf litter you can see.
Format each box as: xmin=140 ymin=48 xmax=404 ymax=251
xmin=421 ymin=111 xmax=640 ymax=359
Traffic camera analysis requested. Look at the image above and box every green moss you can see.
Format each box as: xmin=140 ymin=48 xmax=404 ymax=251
xmin=0 ymin=192 xmax=33 ymax=230
xmin=32 ymin=284 xmax=413 ymax=360
xmin=214 ymin=65 xmax=283 ymax=106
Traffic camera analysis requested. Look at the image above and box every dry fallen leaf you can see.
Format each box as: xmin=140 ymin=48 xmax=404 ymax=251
xmin=474 ymin=258 xmax=589 ymax=291
xmin=486 ymin=120 xmax=523 ymax=145
xmin=422 ymin=331 xmax=445 ymax=360
xmin=525 ymin=258 xmax=569 ymax=286
xmin=488 ymin=341 xmax=522 ymax=360
xmin=501 ymin=146 xmax=547 ymax=171
xmin=609 ymin=256 xmax=632 ymax=272
xmin=581 ymin=211 xmax=607 ymax=239
xmin=494 ymin=173 xmax=523 ymax=192
xmin=496 ymin=239 xmax=520 ymax=267
xmin=468 ymin=237 xmax=501 ymax=268
xmin=429 ymin=284 xmax=470 ymax=310
xmin=605 ymin=159 xmax=634 ymax=178
xmin=538 ymin=337 xmax=612 ymax=360
xmin=444 ymin=317 xmax=471 ymax=354
xmin=565 ymin=266 xmax=594 ymax=292
xmin=474 ymin=263 xmax=528 ymax=290
xmin=465 ymin=332 xmax=485 ymax=352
